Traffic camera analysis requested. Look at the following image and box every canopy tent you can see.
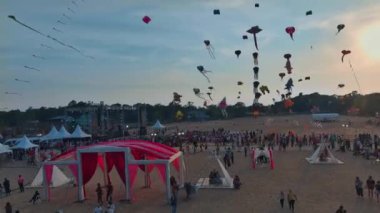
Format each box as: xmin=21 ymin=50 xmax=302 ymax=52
xmin=11 ymin=135 xmax=38 ymax=150
xmin=0 ymin=143 xmax=12 ymax=154
xmin=152 ymin=120 xmax=165 ymax=129
xmin=42 ymin=140 xmax=184 ymax=203
xmin=306 ymin=142 xmax=343 ymax=164
xmin=30 ymin=165 xmax=71 ymax=188
xmin=70 ymin=125 xmax=91 ymax=138
xmin=42 ymin=126 xmax=61 ymax=141
xmin=251 ymin=147 xmax=275 ymax=169
xmin=58 ymin=126 xmax=72 ymax=139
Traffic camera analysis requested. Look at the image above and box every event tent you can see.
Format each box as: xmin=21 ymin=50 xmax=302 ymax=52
xmin=70 ymin=125 xmax=91 ymax=138
xmin=30 ymin=165 xmax=71 ymax=187
xmin=58 ymin=126 xmax=72 ymax=138
xmin=42 ymin=126 xmax=61 ymax=141
xmin=0 ymin=143 xmax=12 ymax=154
xmin=152 ymin=120 xmax=165 ymax=129
xmin=42 ymin=140 xmax=184 ymax=203
xmin=306 ymin=142 xmax=343 ymax=164
xmin=251 ymin=147 xmax=275 ymax=169
xmin=11 ymin=135 xmax=38 ymax=150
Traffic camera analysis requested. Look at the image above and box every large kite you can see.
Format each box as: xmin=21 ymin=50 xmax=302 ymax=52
xmin=284 ymin=54 xmax=293 ymax=74
xmin=204 ymin=40 xmax=215 ymax=59
xmin=196 ymin=65 xmax=212 ymax=83
xmin=247 ymin=26 xmax=262 ymax=51
xmin=218 ymin=97 xmax=228 ymax=117
xmin=285 ymin=26 xmax=296 ymax=40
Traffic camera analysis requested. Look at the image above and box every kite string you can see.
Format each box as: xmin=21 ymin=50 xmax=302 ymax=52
xmin=348 ymin=60 xmax=362 ymax=93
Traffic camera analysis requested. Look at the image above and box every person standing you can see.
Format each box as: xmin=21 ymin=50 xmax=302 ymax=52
xmin=244 ymin=146 xmax=248 ymax=157
xmin=5 ymin=202 xmax=12 ymax=213
xmin=279 ymin=191 xmax=285 ymax=209
xmin=355 ymin=177 xmax=364 ymax=197
xmin=287 ymin=190 xmax=297 ymax=212
xmin=367 ymin=176 xmax=375 ymax=198
xmin=106 ymin=182 xmax=113 ymax=202
xmin=170 ymin=195 xmax=177 ymax=213
xmin=375 ymin=180 xmax=380 ymax=202
xmin=18 ymin=175 xmax=24 ymax=192
xmin=96 ymin=183 xmax=103 ymax=205
xmin=3 ymin=178 xmax=10 ymax=196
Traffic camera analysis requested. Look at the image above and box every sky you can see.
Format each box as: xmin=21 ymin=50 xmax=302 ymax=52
xmin=1 ymin=0 xmax=380 ymax=111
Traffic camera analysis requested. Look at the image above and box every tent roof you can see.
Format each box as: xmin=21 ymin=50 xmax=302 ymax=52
xmin=42 ymin=126 xmax=62 ymax=141
xmin=30 ymin=165 xmax=71 ymax=187
xmin=71 ymin=125 xmax=91 ymax=138
xmin=11 ymin=135 xmax=38 ymax=150
xmin=306 ymin=142 xmax=343 ymax=164
xmin=58 ymin=126 xmax=72 ymax=138
xmin=52 ymin=140 xmax=179 ymax=162
xmin=0 ymin=143 xmax=12 ymax=154
xmin=152 ymin=120 xmax=165 ymax=129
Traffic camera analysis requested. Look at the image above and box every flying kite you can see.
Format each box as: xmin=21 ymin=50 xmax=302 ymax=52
xmin=253 ymin=67 xmax=259 ymax=80
xmin=218 ymin=97 xmax=228 ymax=117
xmin=237 ymin=96 xmax=240 ymax=99
xmin=237 ymin=81 xmax=243 ymax=86
xmin=336 ymin=24 xmax=345 ymax=35
xmin=242 ymin=35 xmax=248 ymax=40
xmin=276 ymin=90 xmax=280 ymax=95
xmin=204 ymin=40 xmax=215 ymax=59
xmin=252 ymin=52 xmax=258 ymax=65
xmin=341 ymin=50 xmax=351 ymax=62
xmin=206 ymin=92 xmax=213 ymax=101
xmin=193 ymin=88 xmax=206 ymax=100
xmin=235 ymin=50 xmax=241 ymax=58
xmin=338 ymin=84 xmax=345 ymax=88
xmin=253 ymin=81 xmax=260 ymax=93
xmin=142 ymin=16 xmax=151 ymax=24
xmin=32 ymin=54 xmax=45 ymax=60
xmin=254 ymin=92 xmax=261 ymax=104
xmin=306 ymin=10 xmax=312 ymax=16
xmin=247 ymin=26 xmax=262 ymax=51
xmin=284 ymin=53 xmax=293 ymax=74
xmin=196 ymin=65 xmax=212 ymax=83
xmin=172 ymin=92 xmax=182 ymax=104
xmin=285 ymin=26 xmax=295 ymax=40
xmin=305 ymin=76 xmax=310 ymax=80
xmin=24 ymin=65 xmax=40 ymax=72
xmin=213 ymin=9 xmax=220 ymax=15
xmin=255 ymin=3 xmax=259 ymax=8
xmin=298 ymin=78 xmax=303 ymax=82
xmin=208 ymin=86 xmax=214 ymax=91
xmin=285 ymin=78 xmax=294 ymax=92
xmin=259 ymin=85 xmax=270 ymax=95
xmin=279 ymin=72 xmax=286 ymax=80
xmin=15 ymin=78 xmax=30 ymax=83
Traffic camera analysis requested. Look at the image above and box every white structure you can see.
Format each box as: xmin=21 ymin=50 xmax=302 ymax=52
xmin=70 ymin=125 xmax=91 ymax=138
xmin=152 ymin=120 xmax=165 ymax=129
xmin=312 ymin=113 xmax=339 ymax=122
xmin=30 ymin=165 xmax=71 ymax=187
xmin=42 ymin=126 xmax=62 ymax=141
xmin=58 ymin=126 xmax=72 ymax=138
xmin=0 ymin=143 xmax=12 ymax=154
xmin=306 ymin=143 xmax=343 ymax=164
xmin=11 ymin=135 xmax=38 ymax=150
xmin=251 ymin=148 xmax=275 ymax=169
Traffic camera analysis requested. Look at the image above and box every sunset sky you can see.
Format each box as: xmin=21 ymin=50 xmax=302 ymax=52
xmin=1 ymin=0 xmax=380 ymax=110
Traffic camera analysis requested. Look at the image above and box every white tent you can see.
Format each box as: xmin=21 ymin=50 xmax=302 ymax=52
xmin=152 ymin=120 xmax=165 ymax=129
xmin=11 ymin=135 xmax=38 ymax=150
xmin=71 ymin=125 xmax=91 ymax=138
xmin=58 ymin=126 xmax=72 ymax=138
xmin=42 ymin=126 xmax=61 ymax=141
xmin=306 ymin=142 xmax=343 ymax=164
xmin=30 ymin=165 xmax=71 ymax=188
xmin=0 ymin=143 xmax=12 ymax=154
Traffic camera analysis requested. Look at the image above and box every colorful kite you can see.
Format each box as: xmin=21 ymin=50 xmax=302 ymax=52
xmin=247 ymin=26 xmax=262 ymax=51
xmin=285 ymin=26 xmax=295 ymax=40
xmin=142 ymin=16 xmax=151 ymax=24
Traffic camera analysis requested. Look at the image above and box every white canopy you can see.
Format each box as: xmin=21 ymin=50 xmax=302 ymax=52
xmin=152 ymin=120 xmax=165 ymax=129
xmin=42 ymin=126 xmax=61 ymax=141
xmin=71 ymin=125 xmax=91 ymax=138
xmin=11 ymin=135 xmax=38 ymax=150
xmin=58 ymin=126 xmax=72 ymax=138
xmin=306 ymin=142 xmax=343 ymax=164
xmin=0 ymin=143 xmax=12 ymax=154
xmin=30 ymin=165 xmax=71 ymax=188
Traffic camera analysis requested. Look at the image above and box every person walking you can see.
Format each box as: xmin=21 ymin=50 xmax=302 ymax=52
xmin=287 ymin=190 xmax=297 ymax=212
xmin=367 ymin=176 xmax=375 ymax=198
xmin=3 ymin=178 xmax=10 ymax=196
xmin=170 ymin=195 xmax=177 ymax=213
xmin=18 ymin=175 xmax=24 ymax=192
xmin=279 ymin=191 xmax=285 ymax=209
xmin=375 ymin=180 xmax=380 ymax=203
xmin=96 ymin=183 xmax=103 ymax=205
xmin=5 ymin=202 xmax=12 ymax=213
xmin=106 ymin=182 xmax=113 ymax=202
xmin=355 ymin=177 xmax=364 ymax=197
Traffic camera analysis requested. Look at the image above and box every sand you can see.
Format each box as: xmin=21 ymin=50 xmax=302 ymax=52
xmin=1 ymin=115 xmax=380 ymax=213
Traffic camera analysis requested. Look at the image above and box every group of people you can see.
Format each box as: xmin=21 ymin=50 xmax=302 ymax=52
xmin=94 ymin=182 xmax=115 ymax=213
xmin=355 ymin=175 xmax=380 ymax=202
xmin=278 ymin=190 xmax=297 ymax=212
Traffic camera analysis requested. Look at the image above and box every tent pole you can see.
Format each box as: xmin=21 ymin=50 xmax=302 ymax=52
xmin=42 ymin=163 xmax=49 ymax=201
xmin=144 ymin=154 xmax=150 ymax=188
xmin=77 ymin=151 xmax=84 ymax=201
xmin=165 ymin=161 xmax=171 ymax=203
xmin=124 ymin=149 xmax=131 ymax=201
xmin=179 ymin=154 xmax=185 ymax=187
xmin=103 ymin=152 xmax=108 ymax=186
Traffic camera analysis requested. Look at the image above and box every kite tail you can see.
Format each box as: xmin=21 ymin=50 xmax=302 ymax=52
xmin=12 ymin=19 xmax=46 ymax=37
xmin=341 ymin=55 xmax=344 ymax=63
